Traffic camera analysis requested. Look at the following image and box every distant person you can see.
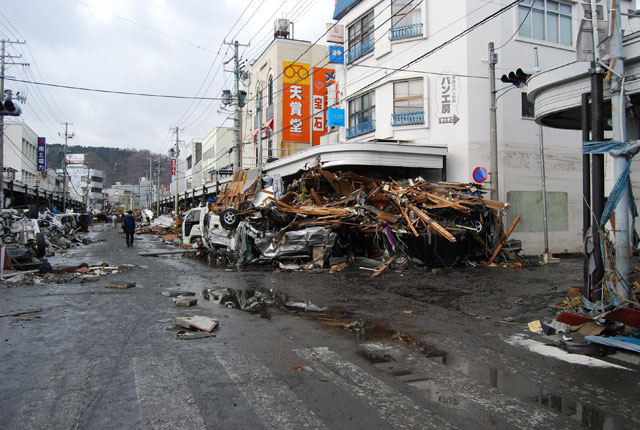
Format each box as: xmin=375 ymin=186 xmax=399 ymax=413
xmin=142 ymin=207 xmax=154 ymax=225
xmin=111 ymin=213 xmax=117 ymax=228
xmin=122 ymin=210 xmax=136 ymax=247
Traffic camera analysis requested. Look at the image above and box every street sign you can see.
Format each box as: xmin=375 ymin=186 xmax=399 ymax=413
xmin=171 ymin=158 xmax=177 ymax=175
xmin=472 ymin=166 xmax=488 ymax=183
xmin=327 ymin=108 xmax=345 ymax=127
xmin=329 ymin=46 xmax=344 ymax=64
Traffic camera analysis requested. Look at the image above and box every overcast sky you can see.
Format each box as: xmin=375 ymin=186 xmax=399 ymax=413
xmin=0 ymin=0 xmax=335 ymax=155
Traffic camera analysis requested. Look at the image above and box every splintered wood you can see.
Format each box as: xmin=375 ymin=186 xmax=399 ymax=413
xmin=266 ymin=167 xmax=509 ymax=244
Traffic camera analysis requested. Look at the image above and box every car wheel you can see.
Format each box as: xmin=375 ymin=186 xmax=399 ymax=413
xmin=220 ymin=208 xmax=239 ymax=230
xmin=238 ymin=201 xmax=254 ymax=212
xmin=35 ymin=232 xmax=46 ymax=257
xmin=221 ymin=297 xmax=240 ymax=309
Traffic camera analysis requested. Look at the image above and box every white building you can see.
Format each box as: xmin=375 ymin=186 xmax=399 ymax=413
xmin=201 ymin=127 xmax=234 ymax=183
xmin=184 ymin=138 xmax=203 ymax=191
xmin=66 ymin=163 xmax=105 ymax=210
xmin=328 ymin=0 xmax=635 ymax=254
xmin=3 ymin=121 xmax=38 ymax=187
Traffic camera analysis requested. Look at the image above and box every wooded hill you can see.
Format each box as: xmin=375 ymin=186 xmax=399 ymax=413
xmin=45 ymin=144 xmax=172 ymax=188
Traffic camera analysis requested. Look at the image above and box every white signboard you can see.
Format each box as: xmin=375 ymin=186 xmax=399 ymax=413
xmin=66 ymin=153 xmax=85 ymax=164
xmin=436 ymin=73 xmax=460 ymax=125
xmin=326 ymin=23 xmax=344 ymax=44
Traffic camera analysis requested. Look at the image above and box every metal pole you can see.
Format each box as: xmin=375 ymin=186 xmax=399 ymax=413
xmin=234 ymin=40 xmax=242 ymax=172
xmin=581 ymin=93 xmax=592 ymax=298
xmin=174 ymin=128 xmax=180 ymax=214
xmin=610 ymin=0 xmax=630 ymax=300
xmin=534 ymin=48 xmax=549 ymax=255
xmin=0 ymin=40 xmax=5 ymax=210
xmin=591 ymin=66 xmax=605 ymax=299
xmin=61 ymin=122 xmax=72 ymax=212
xmin=488 ymin=42 xmax=499 ymax=201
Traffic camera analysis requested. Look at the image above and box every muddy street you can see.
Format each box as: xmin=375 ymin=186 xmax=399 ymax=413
xmin=1 ymin=223 xmax=638 ymax=430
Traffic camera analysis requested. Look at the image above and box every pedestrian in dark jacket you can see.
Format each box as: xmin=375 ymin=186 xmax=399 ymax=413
xmin=122 ymin=210 xmax=136 ymax=247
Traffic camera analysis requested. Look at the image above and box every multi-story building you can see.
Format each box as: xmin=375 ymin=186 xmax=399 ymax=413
xmin=201 ymin=127 xmax=234 ymax=183
xmin=184 ymin=138 xmax=203 ymax=191
xmin=326 ymin=0 xmax=634 ymax=254
xmin=110 ymin=178 xmax=156 ymax=209
xmin=66 ymin=163 xmax=105 ymax=210
xmin=243 ymin=19 xmax=334 ymax=168
xmin=3 ymin=121 xmax=38 ymax=187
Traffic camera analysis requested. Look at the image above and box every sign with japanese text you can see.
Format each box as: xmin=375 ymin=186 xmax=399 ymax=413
xmin=311 ymin=67 xmax=336 ymax=146
xmin=282 ymin=61 xmax=310 ymax=143
xmin=66 ymin=153 xmax=85 ymax=164
xmin=326 ymin=23 xmax=345 ymax=44
xmin=171 ymin=158 xmax=177 ymax=175
xmin=436 ymin=73 xmax=460 ymax=125
xmin=327 ymin=108 xmax=345 ymax=127
xmin=37 ymin=137 xmax=46 ymax=172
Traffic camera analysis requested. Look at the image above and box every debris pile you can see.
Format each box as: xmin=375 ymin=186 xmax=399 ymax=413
xmin=2 ymin=262 xmax=133 ymax=286
xmin=222 ymin=167 xmax=512 ymax=271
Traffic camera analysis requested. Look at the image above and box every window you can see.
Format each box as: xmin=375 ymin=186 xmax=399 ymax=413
xmin=348 ymin=10 xmax=374 ymax=62
xmin=390 ymin=0 xmax=423 ymax=40
xmin=392 ymin=79 xmax=424 ymax=126
xmin=521 ymin=93 xmax=535 ymax=118
xmin=347 ymin=91 xmax=375 ymax=138
xmin=186 ymin=155 xmax=192 ymax=170
xmin=518 ymin=0 xmax=572 ymax=46
xmin=268 ymin=73 xmax=274 ymax=106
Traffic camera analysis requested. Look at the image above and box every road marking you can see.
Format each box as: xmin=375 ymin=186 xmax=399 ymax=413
xmin=295 ymin=346 xmax=455 ymax=429
xmin=215 ymin=350 xmax=325 ymax=430
xmin=134 ymin=355 xmax=206 ymax=430
xmin=505 ymin=334 xmax=631 ymax=370
xmin=9 ymin=358 xmax=89 ymax=430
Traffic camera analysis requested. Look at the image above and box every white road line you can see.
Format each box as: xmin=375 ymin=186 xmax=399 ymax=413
xmin=10 ymin=358 xmax=89 ymax=430
xmin=215 ymin=350 xmax=325 ymax=430
xmin=134 ymin=355 xmax=206 ymax=430
xmin=505 ymin=334 xmax=631 ymax=370
xmin=295 ymin=347 xmax=456 ymax=430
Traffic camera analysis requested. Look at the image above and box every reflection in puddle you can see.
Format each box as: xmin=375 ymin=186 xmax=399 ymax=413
xmin=438 ymin=353 xmax=623 ymax=429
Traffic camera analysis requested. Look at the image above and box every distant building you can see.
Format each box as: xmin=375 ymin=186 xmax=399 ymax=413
xmin=201 ymin=127 xmax=234 ymax=183
xmin=184 ymin=138 xmax=203 ymax=191
xmin=244 ymin=18 xmax=334 ymax=168
xmin=66 ymin=164 xmax=105 ymax=210
xmin=110 ymin=178 xmax=156 ymax=209
xmin=3 ymin=121 xmax=38 ymax=187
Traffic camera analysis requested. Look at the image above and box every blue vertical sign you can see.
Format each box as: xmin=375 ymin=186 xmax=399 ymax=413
xmin=327 ymin=108 xmax=345 ymax=127
xmin=329 ymin=46 xmax=344 ymax=64
xmin=37 ymin=137 xmax=46 ymax=172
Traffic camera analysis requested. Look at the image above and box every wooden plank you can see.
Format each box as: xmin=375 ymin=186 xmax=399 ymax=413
xmin=409 ymin=204 xmax=457 ymax=243
xmin=488 ymin=215 xmax=520 ymax=264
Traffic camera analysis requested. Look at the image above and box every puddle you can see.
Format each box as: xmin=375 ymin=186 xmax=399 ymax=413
xmin=436 ymin=352 xmax=627 ymax=429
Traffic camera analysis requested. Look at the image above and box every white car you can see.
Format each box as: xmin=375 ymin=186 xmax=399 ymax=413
xmin=182 ymin=207 xmax=231 ymax=249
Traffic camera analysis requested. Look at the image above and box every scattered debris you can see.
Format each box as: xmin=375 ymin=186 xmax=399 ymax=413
xmin=174 ymin=316 xmax=218 ymax=332
xmin=105 ymin=282 xmax=136 ymax=289
xmin=162 ymin=290 xmax=196 ymax=297
xmin=174 ymin=297 xmax=197 ymax=307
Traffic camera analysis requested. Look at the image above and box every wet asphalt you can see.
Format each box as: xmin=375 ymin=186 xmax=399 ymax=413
xmin=0 ymin=223 xmax=639 ymax=429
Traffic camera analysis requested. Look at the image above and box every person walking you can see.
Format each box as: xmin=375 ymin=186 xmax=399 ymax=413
xmin=122 ymin=210 xmax=136 ymax=247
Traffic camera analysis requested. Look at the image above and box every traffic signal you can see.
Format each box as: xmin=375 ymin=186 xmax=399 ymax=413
xmin=0 ymin=97 xmax=22 ymax=116
xmin=237 ymin=90 xmax=247 ymax=107
xmin=500 ymin=67 xmax=540 ymax=88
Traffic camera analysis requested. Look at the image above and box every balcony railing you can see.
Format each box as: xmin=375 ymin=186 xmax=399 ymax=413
xmin=347 ymin=38 xmax=374 ymax=63
xmin=389 ymin=23 xmax=423 ymax=41
xmin=391 ymin=111 xmax=424 ymax=126
xmin=346 ymin=120 xmax=375 ymax=139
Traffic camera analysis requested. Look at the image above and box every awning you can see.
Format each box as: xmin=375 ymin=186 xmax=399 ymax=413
xmin=262 ymin=118 xmax=274 ymax=132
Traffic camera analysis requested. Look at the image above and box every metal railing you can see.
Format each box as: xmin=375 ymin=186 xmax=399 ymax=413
xmin=389 ymin=23 xmax=423 ymax=41
xmin=391 ymin=111 xmax=424 ymax=126
xmin=346 ymin=120 xmax=375 ymax=139
xmin=347 ymin=38 xmax=374 ymax=63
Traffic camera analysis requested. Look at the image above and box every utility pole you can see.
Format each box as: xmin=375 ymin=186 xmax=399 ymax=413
xmin=610 ymin=0 xmax=630 ymax=300
xmin=0 ymin=38 xmax=27 ymax=209
xmin=223 ymin=40 xmax=249 ymax=173
xmin=172 ymin=127 xmax=181 ymax=214
xmin=155 ymin=158 xmax=161 ymax=215
xmin=534 ymin=47 xmax=550 ymax=256
xmin=59 ymin=122 xmax=74 ymax=212
xmin=488 ymin=42 xmax=499 ymax=201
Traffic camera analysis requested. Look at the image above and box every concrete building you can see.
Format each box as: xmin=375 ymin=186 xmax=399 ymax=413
xmin=109 ymin=178 xmax=156 ymax=210
xmin=201 ymin=127 xmax=234 ymax=183
xmin=3 ymin=121 xmax=38 ymax=187
xmin=66 ymin=164 xmax=105 ymax=210
xmin=184 ymin=138 xmax=203 ymax=191
xmin=244 ymin=19 xmax=334 ymax=168
xmin=325 ymin=0 xmax=636 ymax=254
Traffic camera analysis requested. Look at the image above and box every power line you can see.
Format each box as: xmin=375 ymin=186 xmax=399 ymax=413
xmin=0 ymin=76 xmax=228 ymax=100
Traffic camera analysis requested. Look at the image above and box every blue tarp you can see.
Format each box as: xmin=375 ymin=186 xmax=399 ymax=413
xmin=334 ymin=0 xmax=361 ymax=20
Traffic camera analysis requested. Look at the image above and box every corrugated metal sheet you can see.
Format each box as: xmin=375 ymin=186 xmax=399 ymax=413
xmin=334 ymin=0 xmax=362 ymax=20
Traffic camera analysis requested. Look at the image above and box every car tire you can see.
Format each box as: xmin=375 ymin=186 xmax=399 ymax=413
xmin=220 ymin=208 xmax=239 ymax=230
xmin=35 ymin=232 xmax=46 ymax=257
xmin=221 ymin=297 xmax=240 ymax=309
